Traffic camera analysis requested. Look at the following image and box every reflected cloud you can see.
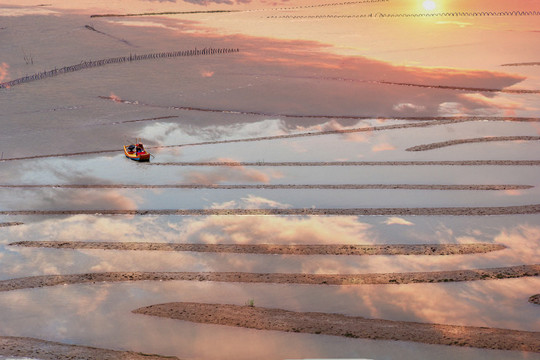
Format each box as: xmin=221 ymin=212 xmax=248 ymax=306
xmin=107 ymin=20 xmax=178 ymax=30
xmin=209 ymin=194 xmax=291 ymax=210
xmin=372 ymin=142 xmax=395 ymax=152
xmin=383 ymin=217 xmax=414 ymax=226
xmin=392 ymin=103 xmax=426 ymax=113
xmin=436 ymin=21 xmax=472 ymax=28
xmin=200 ymin=70 xmax=215 ymax=77
xmin=184 ymin=166 xmax=281 ymax=184
xmin=0 ymin=62 xmax=9 ymax=83
xmin=23 ymin=189 xmax=139 ymax=211
xmin=339 ymin=278 xmax=540 ymax=331
xmin=459 ymin=93 xmax=527 ymax=116
xmin=0 ymin=6 xmax=58 ymax=16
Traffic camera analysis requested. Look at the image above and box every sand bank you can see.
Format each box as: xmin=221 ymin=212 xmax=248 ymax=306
xmin=0 ymin=184 xmax=531 ymax=191
xmin=133 ymin=302 xmax=540 ymax=352
xmin=0 ymin=265 xmax=537 ymax=291
xmin=0 ymin=222 xmax=23 ymax=228
xmin=9 ymin=241 xmax=506 ymax=256
xmin=0 ymin=336 xmax=179 ymax=360
xmin=1 ymin=204 xmax=540 ymax=216
xmin=407 ymin=136 xmax=540 ymax=151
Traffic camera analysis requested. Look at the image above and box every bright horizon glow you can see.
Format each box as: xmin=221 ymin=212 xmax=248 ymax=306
xmin=423 ymin=0 xmax=437 ymax=11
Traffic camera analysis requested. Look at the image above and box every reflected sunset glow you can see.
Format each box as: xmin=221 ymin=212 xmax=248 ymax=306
xmin=0 ymin=0 xmax=539 ymax=358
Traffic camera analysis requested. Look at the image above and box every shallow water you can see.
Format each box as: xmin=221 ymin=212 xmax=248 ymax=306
xmin=0 ymin=280 xmax=538 ymax=360
xmin=1 ymin=1 xmax=539 ymax=359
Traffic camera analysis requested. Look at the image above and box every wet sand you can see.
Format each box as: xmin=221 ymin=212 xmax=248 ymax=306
xmin=407 ymin=136 xmax=540 ymax=151
xmin=0 ymin=336 xmax=179 ymax=359
xmin=0 ymin=184 xmax=531 ymax=190
xmin=9 ymin=241 xmax=507 ymax=256
xmin=132 ymin=302 xmax=540 ymax=352
xmin=1 ymin=204 xmax=540 ymax=216
xmin=0 ymin=265 xmax=537 ymax=291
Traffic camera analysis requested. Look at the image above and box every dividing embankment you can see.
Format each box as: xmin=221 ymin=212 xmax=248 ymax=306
xmin=0 ymin=265 xmax=537 ymax=291
xmin=9 ymin=241 xmax=507 ymax=256
xmin=133 ymin=302 xmax=540 ymax=352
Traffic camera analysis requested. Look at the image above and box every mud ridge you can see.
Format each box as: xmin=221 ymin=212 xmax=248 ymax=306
xmin=0 ymin=265 xmax=538 ymax=291
xmin=0 ymin=336 xmax=179 ymax=360
xmin=407 ymin=136 xmax=540 ymax=151
xmin=133 ymin=302 xmax=540 ymax=352
xmin=267 ymin=10 xmax=540 ymax=19
xmin=502 ymin=62 xmax=540 ymax=66
xmin=1 ymin=204 xmax=540 ymax=216
xmin=9 ymin=241 xmax=507 ymax=256
xmin=529 ymin=294 xmax=540 ymax=305
xmin=0 ymin=184 xmax=532 ymax=191
xmin=0 ymin=222 xmax=23 ymax=228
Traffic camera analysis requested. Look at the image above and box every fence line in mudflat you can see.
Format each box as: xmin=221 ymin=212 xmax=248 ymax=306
xmin=0 ymin=47 xmax=240 ymax=89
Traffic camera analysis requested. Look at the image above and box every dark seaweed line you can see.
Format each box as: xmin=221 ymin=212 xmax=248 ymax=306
xmin=407 ymin=136 xmax=540 ymax=152
xmin=242 ymin=0 xmax=389 ymax=12
xmin=267 ymin=10 xmax=540 ymax=18
xmin=502 ymin=62 xmax=540 ymax=67
xmin=1 ymin=204 xmax=540 ymax=216
xmin=0 ymin=48 xmax=239 ymax=89
xmin=89 ymin=0 xmax=390 ymax=17
xmin=243 ymin=73 xmax=540 ymax=94
xmin=0 ymin=222 xmax=23 ymax=228
xmin=374 ymin=80 xmax=539 ymax=94
xmin=149 ymin=160 xmax=540 ymax=166
xmin=0 ymin=184 xmax=531 ymax=191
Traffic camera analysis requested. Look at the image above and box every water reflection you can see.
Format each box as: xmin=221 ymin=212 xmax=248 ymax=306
xmin=1 ymin=1 xmax=539 ymax=358
xmin=0 ymin=280 xmax=537 ymax=360
xmin=1 ymin=215 xmax=538 ymax=279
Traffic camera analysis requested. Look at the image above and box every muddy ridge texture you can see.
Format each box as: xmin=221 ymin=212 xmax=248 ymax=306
xmin=0 ymin=336 xmax=179 ymax=360
xmin=0 ymin=265 xmax=537 ymax=291
xmin=1 ymin=204 xmax=540 ymax=216
xmin=132 ymin=302 xmax=540 ymax=352
xmin=10 ymin=241 xmax=507 ymax=256
xmin=407 ymin=136 xmax=540 ymax=151
xmin=0 ymin=184 xmax=532 ymax=190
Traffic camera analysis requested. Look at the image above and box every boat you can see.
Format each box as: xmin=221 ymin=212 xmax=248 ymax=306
xmin=124 ymin=141 xmax=151 ymax=162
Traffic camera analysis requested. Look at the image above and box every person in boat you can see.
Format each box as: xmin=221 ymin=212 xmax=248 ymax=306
xmin=127 ymin=145 xmax=135 ymax=152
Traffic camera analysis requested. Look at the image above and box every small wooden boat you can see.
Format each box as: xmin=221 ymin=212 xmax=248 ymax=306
xmin=124 ymin=141 xmax=151 ymax=162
